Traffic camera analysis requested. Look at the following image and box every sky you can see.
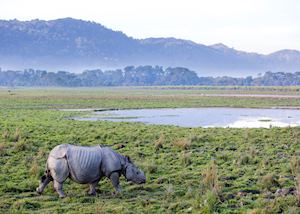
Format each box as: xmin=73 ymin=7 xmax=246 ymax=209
xmin=0 ymin=0 xmax=299 ymax=54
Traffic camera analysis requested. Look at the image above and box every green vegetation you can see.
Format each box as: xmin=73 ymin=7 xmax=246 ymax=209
xmin=0 ymin=87 xmax=300 ymax=213
xmin=1 ymin=66 xmax=300 ymax=87
xmin=1 ymin=86 xmax=300 ymax=110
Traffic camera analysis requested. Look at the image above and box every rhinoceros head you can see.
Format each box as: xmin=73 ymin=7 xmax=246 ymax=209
xmin=124 ymin=156 xmax=146 ymax=184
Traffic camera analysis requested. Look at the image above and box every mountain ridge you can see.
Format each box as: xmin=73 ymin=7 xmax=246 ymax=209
xmin=0 ymin=18 xmax=299 ymax=76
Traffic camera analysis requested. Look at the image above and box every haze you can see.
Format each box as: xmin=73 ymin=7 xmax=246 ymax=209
xmin=0 ymin=0 xmax=299 ymax=54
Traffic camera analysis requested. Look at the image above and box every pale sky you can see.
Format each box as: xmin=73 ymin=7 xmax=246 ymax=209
xmin=0 ymin=0 xmax=299 ymax=54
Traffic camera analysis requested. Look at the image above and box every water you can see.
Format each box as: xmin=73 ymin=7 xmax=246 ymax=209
xmin=73 ymin=107 xmax=300 ymax=128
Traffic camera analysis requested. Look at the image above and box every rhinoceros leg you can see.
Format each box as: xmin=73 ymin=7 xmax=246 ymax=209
xmin=88 ymin=181 xmax=99 ymax=196
xmin=110 ymin=172 xmax=122 ymax=194
xmin=54 ymin=180 xmax=66 ymax=198
xmin=47 ymin=156 xmax=69 ymax=198
xmin=36 ymin=175 xmax=52 ymax=194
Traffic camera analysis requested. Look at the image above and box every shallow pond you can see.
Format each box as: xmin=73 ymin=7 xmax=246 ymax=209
xmin=72 ymin=107 xmax=300 ymax=128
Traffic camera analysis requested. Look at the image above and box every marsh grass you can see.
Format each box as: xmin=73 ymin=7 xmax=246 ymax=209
xmin=287 ymin=207 xmax=300 ymax=214
xmin=164 ymin=184 xmax=175 ymax=199
xmin=238 ymin=153 xmax=252 ymax=166
xmin=144 ymin=162 xmax=158 ymax=174
xmin=173 ymin=138 xmax=191 ymax=150
xmin=243 ymin=129 xmax=250 ymax=143
xmin=37 ymin=148 xmax=46 ymax=159
xmin=12 ymin=199 xmax=41 ymax=211
xmin=291 ymin=157 xmax=300 ymax=202
xmin=249 ymin=146 xmax=258 ymax=157
xmin=94 ymin=202 xmax=105 ymax=214
xmin=185 ymin=186 xmax=194 ymax=199
xmin=291 ymin=157 xmax=299 ymax=176
xmin=2 ymin=130 xmax=9 ymax=140
xmin=0 ymin=142 xmax=6 ymax=156
xmin=154 ymin=134 xmax=165 ymax=151
xmin=13 ymin=127 xmax=21 ymax=142
xmin=14 ymin=140 xmax=27 ymax=152
xmin=295 ymin=176 xmax=300 ymax=202
xmin=30 ymin=159 xmax=39 ymax=177
xmin=201 ymin=190 xmax=220 ymax=213
xmin=202 ymin=160 xmax=221 ymax=195
xmin=260 ymin=174 xmax=279 ymax=191
xmin=1 ymin=87 xmax=300 ymax=213
xmin=182 ymin=151 xmax=192 ymax=166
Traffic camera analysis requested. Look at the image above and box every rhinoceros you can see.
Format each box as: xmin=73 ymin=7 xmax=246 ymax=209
xmin=36 ymin=144 xmax=146 ymax=198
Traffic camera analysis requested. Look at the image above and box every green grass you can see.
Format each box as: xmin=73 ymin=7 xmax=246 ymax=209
xmin=1 ymin=86 xmax=300 ymax=109
xmin=0 ymin=87 xmax=300 ymax=213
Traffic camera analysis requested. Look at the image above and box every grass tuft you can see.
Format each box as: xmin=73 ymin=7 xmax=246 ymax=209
xmin=291 ymin=157 xmax=300 ymax=202
xmin=173 ymin=138 xmax=191 ymax=150
xmin=0 ymin=142 xmax=6 ymax=156
xmin=164 ymin=184 xmax=175 ymax=199
xmin=30 ymin=160 xmax=39 ymax=177
xmin=14 ymin=140 xmax=27 ymax=152
xmin=260 ymin=174 xmax=279 ymax=191
xmin=202 ymin=160 xmax=221 ymax=195
xmin=1 ymin=87 xmax=300 ymax=213
xmin=2 ymin=130 xmax=9 ymax=140
xmin=182 ymin=151 xmax=192 ymax=166
xmin=145 ymin=162 xmax=158 ymax=174
xmin=154 ymin=134 xmax=165 ymax=151
xmin=13 ymin=128 xmax=21 ymax=142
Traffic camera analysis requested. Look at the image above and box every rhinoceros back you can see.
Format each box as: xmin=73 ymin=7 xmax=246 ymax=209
xmin=50 ymin=144 xmax=68 ymax=159
xmin=66 ymin=145 xmax=103 ymax=184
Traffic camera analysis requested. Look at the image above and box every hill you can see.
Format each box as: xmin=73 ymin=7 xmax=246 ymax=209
xmin=0 ymin=18 xmax=300 ymax=76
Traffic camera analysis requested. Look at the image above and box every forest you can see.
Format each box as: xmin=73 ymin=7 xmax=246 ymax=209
xmin=0 ymin=66 xmax=300 ymax=87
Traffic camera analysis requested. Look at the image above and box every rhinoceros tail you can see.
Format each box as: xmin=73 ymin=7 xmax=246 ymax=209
xmin=43 ymin=162 xmax=53 ymax=181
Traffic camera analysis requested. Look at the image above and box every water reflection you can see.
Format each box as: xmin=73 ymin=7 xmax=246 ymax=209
xmin=73 ymin=108 xmax=300 ymax=128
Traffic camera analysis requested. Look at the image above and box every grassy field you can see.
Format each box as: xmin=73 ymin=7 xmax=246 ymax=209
xmin=1 ymin=86 xmax=300 ymax=109
xmin=0 ymin=87 xmax=300 ymax=213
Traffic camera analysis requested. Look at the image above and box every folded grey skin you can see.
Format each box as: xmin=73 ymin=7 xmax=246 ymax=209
xmin=36 ymin=144 xmax=146 ymax=198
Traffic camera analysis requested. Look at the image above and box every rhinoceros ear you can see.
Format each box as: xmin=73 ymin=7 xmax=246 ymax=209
xmin=125 ymin=156 xmax=132 ymax=163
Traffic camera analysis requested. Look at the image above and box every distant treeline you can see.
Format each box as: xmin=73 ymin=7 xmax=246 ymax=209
xmin=0 ymin=66 xmax=300 ymax=86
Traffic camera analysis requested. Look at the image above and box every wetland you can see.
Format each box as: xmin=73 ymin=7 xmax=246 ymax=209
xmin=0 ymin=86 xmax=300 ymax=213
